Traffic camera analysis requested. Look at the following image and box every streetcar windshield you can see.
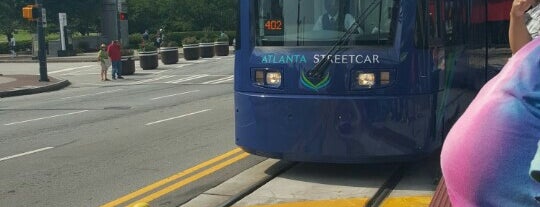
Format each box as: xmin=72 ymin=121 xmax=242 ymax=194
xmin=255 ymin=0 xmax=399 ymax=46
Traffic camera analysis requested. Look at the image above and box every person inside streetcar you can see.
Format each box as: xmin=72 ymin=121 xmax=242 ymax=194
xmin=313 ymin=0 xmax=365 ymax=34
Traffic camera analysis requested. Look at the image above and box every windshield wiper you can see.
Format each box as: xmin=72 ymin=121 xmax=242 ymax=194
xmin=306 ymin=0 xmax=383 ymax=80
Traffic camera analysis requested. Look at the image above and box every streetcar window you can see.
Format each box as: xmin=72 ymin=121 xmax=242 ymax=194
xmin=254 ymin=0 xmax=399 ymax=46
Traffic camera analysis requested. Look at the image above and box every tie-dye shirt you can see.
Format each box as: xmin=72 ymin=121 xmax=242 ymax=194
xmin=441 ymin=38 xmax=540 ymax=206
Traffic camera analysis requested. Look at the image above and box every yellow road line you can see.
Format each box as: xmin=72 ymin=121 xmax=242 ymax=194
xmin=242 ymin=196 xmax=432 ymax=207
xmin=246 ymin=198 xmax=369 ymax=207
xmin=381 ymin=196 xmax=432 ymax=207
xmin=127 ymin=152 xmax=251 ymax=206
xmin=101 ymin=148 xmax=244 ymax=207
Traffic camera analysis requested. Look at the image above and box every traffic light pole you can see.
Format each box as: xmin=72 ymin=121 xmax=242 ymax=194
xmin=36 ymin=0 xmax=49 ymax=82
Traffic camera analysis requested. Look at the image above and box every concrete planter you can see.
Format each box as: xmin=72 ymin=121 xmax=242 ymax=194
xmin=139 ymin=51 xmax=158 ymax=70
xmin=159 ymin=47 xmax=179 ymax=65
xmin=183 ymin=44 xmax=200 ymax=61
xmin=214 ymin=42 xmax=229 ymax=56
xmin=121 ymin=56 xmax=135 ymax=75
xmin=199 ymin=43 xmax=215 ymax=58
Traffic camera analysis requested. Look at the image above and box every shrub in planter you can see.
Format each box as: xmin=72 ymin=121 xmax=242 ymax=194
xmin=121 ymin=49 xmax=136 ymax=75
xmin=139 ymin=44 xmax=159 ymax=70
xmin=160 ymin=41 xmax=179 ymax=65
xmin=182 ymin=37 xmax=200 ymax=61
xmin=199 ymin=36 xmax=215 ymax=58
xmin=214 ymin=33 xmax=229 ymax=56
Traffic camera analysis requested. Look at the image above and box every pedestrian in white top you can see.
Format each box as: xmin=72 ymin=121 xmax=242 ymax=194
xmin=9 ymin=37 xmax=16 ymax=58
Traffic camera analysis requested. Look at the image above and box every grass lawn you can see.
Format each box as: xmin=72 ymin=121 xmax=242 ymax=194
xmin=0 ymin=30 xmax=98 ymax=42
xmin=0 ymin=30 xmax=59 ymax=42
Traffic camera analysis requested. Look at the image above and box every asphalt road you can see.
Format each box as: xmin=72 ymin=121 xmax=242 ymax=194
xmin=0 ymin=56 xmax=266 ymax=207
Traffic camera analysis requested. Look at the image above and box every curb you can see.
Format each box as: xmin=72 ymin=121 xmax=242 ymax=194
xmin=180 ymin=159 xmax=292 ymax=207
xmin=0 ymin=79 xmax=71 ymax=98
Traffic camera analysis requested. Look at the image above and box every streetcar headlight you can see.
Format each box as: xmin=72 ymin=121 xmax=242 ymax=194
xmin=357 ymin=72 xmax=375 ymax=87
xmin=266 ymin=71 xmax=282 ymax=87
xmin=252 ymin=69 xmax=283 ymax=89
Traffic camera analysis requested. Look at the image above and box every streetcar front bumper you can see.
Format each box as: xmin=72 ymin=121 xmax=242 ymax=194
xmin=235 ymin=92 xmax=441 ymax=163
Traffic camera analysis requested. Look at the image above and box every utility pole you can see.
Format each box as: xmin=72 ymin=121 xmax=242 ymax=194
xmin=116 ymin=0 xmax=121 ymax=41
xmin=36 ymin=0 xmax=49 ymax=82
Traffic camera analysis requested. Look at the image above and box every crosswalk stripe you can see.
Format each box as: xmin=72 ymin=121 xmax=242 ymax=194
xmin=166 ymin=75 xmax=209 ymax=84
xmin=132 ymin=75 xmax=176 ymax=85
xmin=49 ymin=65 xmax=94 ymax=74
xmin=176 ymin=64 xmax=193 ymax=68
xmin=201 ymin=75 xmax=234 ymax=84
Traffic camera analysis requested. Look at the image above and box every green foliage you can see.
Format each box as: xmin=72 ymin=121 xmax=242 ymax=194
xmin=182 ymin=36 xmax=199 ymax=45
xmin=141 ymin=44 xmax=157 ymax=52
xmin=0 ymin=40 xmax=32 ymax=54
xmin=216 ymin=33 xmax=229 ymax=42
xmin=121 ymin=49 xmax=134 ymax=56
xmin=129 ymin=33 xmax=144 ymax=49
xmin=127 ymin=0 xmax=237 ymax=34
xmin=199 ymin=35 xmax=211 ymax=43
xmin=164 ymin=31 xmax=235 ymax=46
xmin=166 ymin=41 xmax=178 ymax=47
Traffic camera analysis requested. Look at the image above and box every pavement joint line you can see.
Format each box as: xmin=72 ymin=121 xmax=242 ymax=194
xmin=101 ymin=148 xmax=244 ymax=207
xmin=0 ymin=147 xmax=54 ymax=162
xmin=145 ymin=109 xmax=212 ymax=126
xmin=4 ymin=110 xmax=89 ymax=126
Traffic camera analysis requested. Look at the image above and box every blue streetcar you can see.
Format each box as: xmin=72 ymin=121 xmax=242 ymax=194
xmin=234 ymin=0 xmax=512 ymax=163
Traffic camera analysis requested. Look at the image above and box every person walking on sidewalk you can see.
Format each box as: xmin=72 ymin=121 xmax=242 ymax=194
xmin=97 ymin=44 xmax=111 ymax=81
xmin=9 ymin=37 xmax=17 ymax=58
xmin=107 ymin=40 xmax=124 ymax=80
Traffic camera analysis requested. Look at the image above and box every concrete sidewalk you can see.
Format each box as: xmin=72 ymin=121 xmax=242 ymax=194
xmin=0 ymin=46 xmax=233 ymax=98
xmin=0 ymin=74 xmax=70 ymax=98
xmin=0 ymin=52 xmax=127 ymax=63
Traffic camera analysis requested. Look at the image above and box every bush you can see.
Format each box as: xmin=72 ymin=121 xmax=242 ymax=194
xmin=129 ymin=33 xmax=144 ymax=49
xmin=166 ymin=41 xmax=178 ymax=47
xmin=0 ymin=40 xmax=33 ymax=54
xmin=164 ymin=31 xmax=236 ymax=46
xmin=182 ymin=36 xmax=199 ymax=45
xmin=141 ymin=44 xmax=157 ymax=52
xmin=121 ymin=49 xmax=134 ymax=56
xmin=199 ymin=35 xmax=212 ymax=43
xmin=216 ymin=32 xmax=229 ymax=42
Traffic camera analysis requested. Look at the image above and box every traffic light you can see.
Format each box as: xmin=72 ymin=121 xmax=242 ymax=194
xmin=22 ymin=5 xmax=39 ymax=21
xmin=23 ymin=5 xmax=36 ymax=21
xmin=119 ymin=12 xmax=128 ymax=21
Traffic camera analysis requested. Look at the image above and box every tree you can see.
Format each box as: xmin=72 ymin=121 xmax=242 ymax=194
xmin=127 ymin=0 xmax=237 ymax=33
xmin=43 ymin=0 xmax=101 ymax=35
xmin=0 ymin=0 xmax=27 ymax=41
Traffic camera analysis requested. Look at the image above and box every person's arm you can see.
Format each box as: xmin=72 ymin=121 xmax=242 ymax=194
xmin=344 ymin=14 xmax=364 ymax=34
xmin=509 ymin=0 xmax=534 ymax=54
xmin=98 ymin=51 xmax=103 ymax=62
